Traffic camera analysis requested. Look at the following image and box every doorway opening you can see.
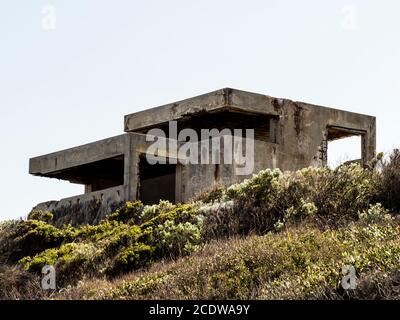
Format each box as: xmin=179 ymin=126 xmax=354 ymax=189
xmin=138 ymin=155 xmax=176 ymax=205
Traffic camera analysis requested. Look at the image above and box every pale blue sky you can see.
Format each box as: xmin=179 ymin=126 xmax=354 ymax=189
xmin=1 ymin=0 xmax=399 ymax=221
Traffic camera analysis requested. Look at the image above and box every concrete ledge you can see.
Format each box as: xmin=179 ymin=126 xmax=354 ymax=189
xmin=124 ymin=88 xmax=281 ymax=132
xmin=29 ymin=134 xmax=129 ymax=176
xmin=32 ymin=185 xmax=126 ymax=226
xmin=48 ymin=185 xmax=126 ymax=209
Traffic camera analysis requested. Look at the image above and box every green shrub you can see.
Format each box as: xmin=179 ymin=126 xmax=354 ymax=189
xmin=107 ymin=244 xmax=154 ymax=276
xmin=139 ymin=200 xmax=175 ymax=224
xmin=28 ymin=211 xmax=53 ymax=223
xmin=359 ymin=203 xmax=390 ymax=223
xmin=202 ymin=164 xmax=378 ymax=239
xmin=55 ymin=243 xmax=102 ymax=287
xmin=224 ymin=168 xmax=282 ymax=202
xmin=152 ymin=220 xmax=202 ymax=258
xmin=100 ymin=225 xmax=143 ymax=258
xmin=73 ymin=220 xmax=122 ymax=242
xmin=377 ymin=149 xmax=400 ymax=212
xmin=4 ymin=220 xmax=71 ymax=263
xmin=107 ymin=201 xmax=143 ymax=224
xmin=3 ymin=200 xmax=205 ymax=282
xmin=193 ymin=184 xmax=226 ymax=204
xmin=141 ymin=203 xmax=199 ymax=229
xmin=0 ymin=220 xmax=20 ymax=264
xmin=19 ymin=243 xmax=77 ymax=273
xmin=108 ymin=272 xmax=169 ymax=299
xmin=307 ymin=164 xmax=377 ymax=222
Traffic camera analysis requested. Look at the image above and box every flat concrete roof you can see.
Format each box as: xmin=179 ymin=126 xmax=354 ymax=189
xmin=124 ymin=87 xmax=375 ymax=132
xmin=124 ymin=88 xmax=282 ymax=132
xmin=29 ymin=134 xmax=129 ymax=177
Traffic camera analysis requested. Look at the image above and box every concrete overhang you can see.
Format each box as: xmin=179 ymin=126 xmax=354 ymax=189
xmin=29 ymin=134 xmax=129 ymax=178
xmin=29 ymin=132 xmax=188 ymax=182
xmin=123 ymin=87 xmax=376 ymax=133
xmin=124 ymin=88 xmax=283 ymax=132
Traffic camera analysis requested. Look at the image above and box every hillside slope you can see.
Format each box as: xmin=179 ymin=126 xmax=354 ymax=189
xmin=1 ymin=150 xmax=399 ymax=300
xmin=60 ymin=220 xmax=400 ymax=300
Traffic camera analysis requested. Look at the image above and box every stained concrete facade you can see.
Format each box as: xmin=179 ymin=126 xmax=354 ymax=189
xmin=29 ymin=88 xmax=376 ymax=225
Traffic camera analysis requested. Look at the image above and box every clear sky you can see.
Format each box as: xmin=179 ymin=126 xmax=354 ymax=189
xmin=1 ymin=0 xmax=399 ymax=221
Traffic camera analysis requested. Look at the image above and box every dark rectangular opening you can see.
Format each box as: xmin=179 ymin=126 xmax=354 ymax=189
xmin=46 ymin=155 xmax=125 ymax=192
xmin=138 ymin=155 xmax=176 ymax=205
xmin=136 ymin=110 xmax=276 ymax=143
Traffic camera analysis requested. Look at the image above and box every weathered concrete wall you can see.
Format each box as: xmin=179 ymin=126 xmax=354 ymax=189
xmin=270 ymin=99 xmax=376 ymax=171
xmin=33 ymin=185 xmax=126 ymax=226
xmin=178 ymin=138 xmax=276 ymax=201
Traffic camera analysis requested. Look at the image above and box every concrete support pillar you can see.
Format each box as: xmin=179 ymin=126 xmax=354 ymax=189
xmin=362 ymin=128 xmax=376 ymax=166
xmin=125 ymin=134 xmax=139 ymax=201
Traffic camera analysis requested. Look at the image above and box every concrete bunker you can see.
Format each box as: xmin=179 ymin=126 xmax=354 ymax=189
xmin=29 ymin=88 xmax=376 ymax=225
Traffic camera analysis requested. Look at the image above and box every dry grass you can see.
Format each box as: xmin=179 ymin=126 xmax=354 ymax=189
xmin=56 ymin=219 xmax=400 ymax=300
xmin=0 ymin=265 xmax=45 ymax=300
